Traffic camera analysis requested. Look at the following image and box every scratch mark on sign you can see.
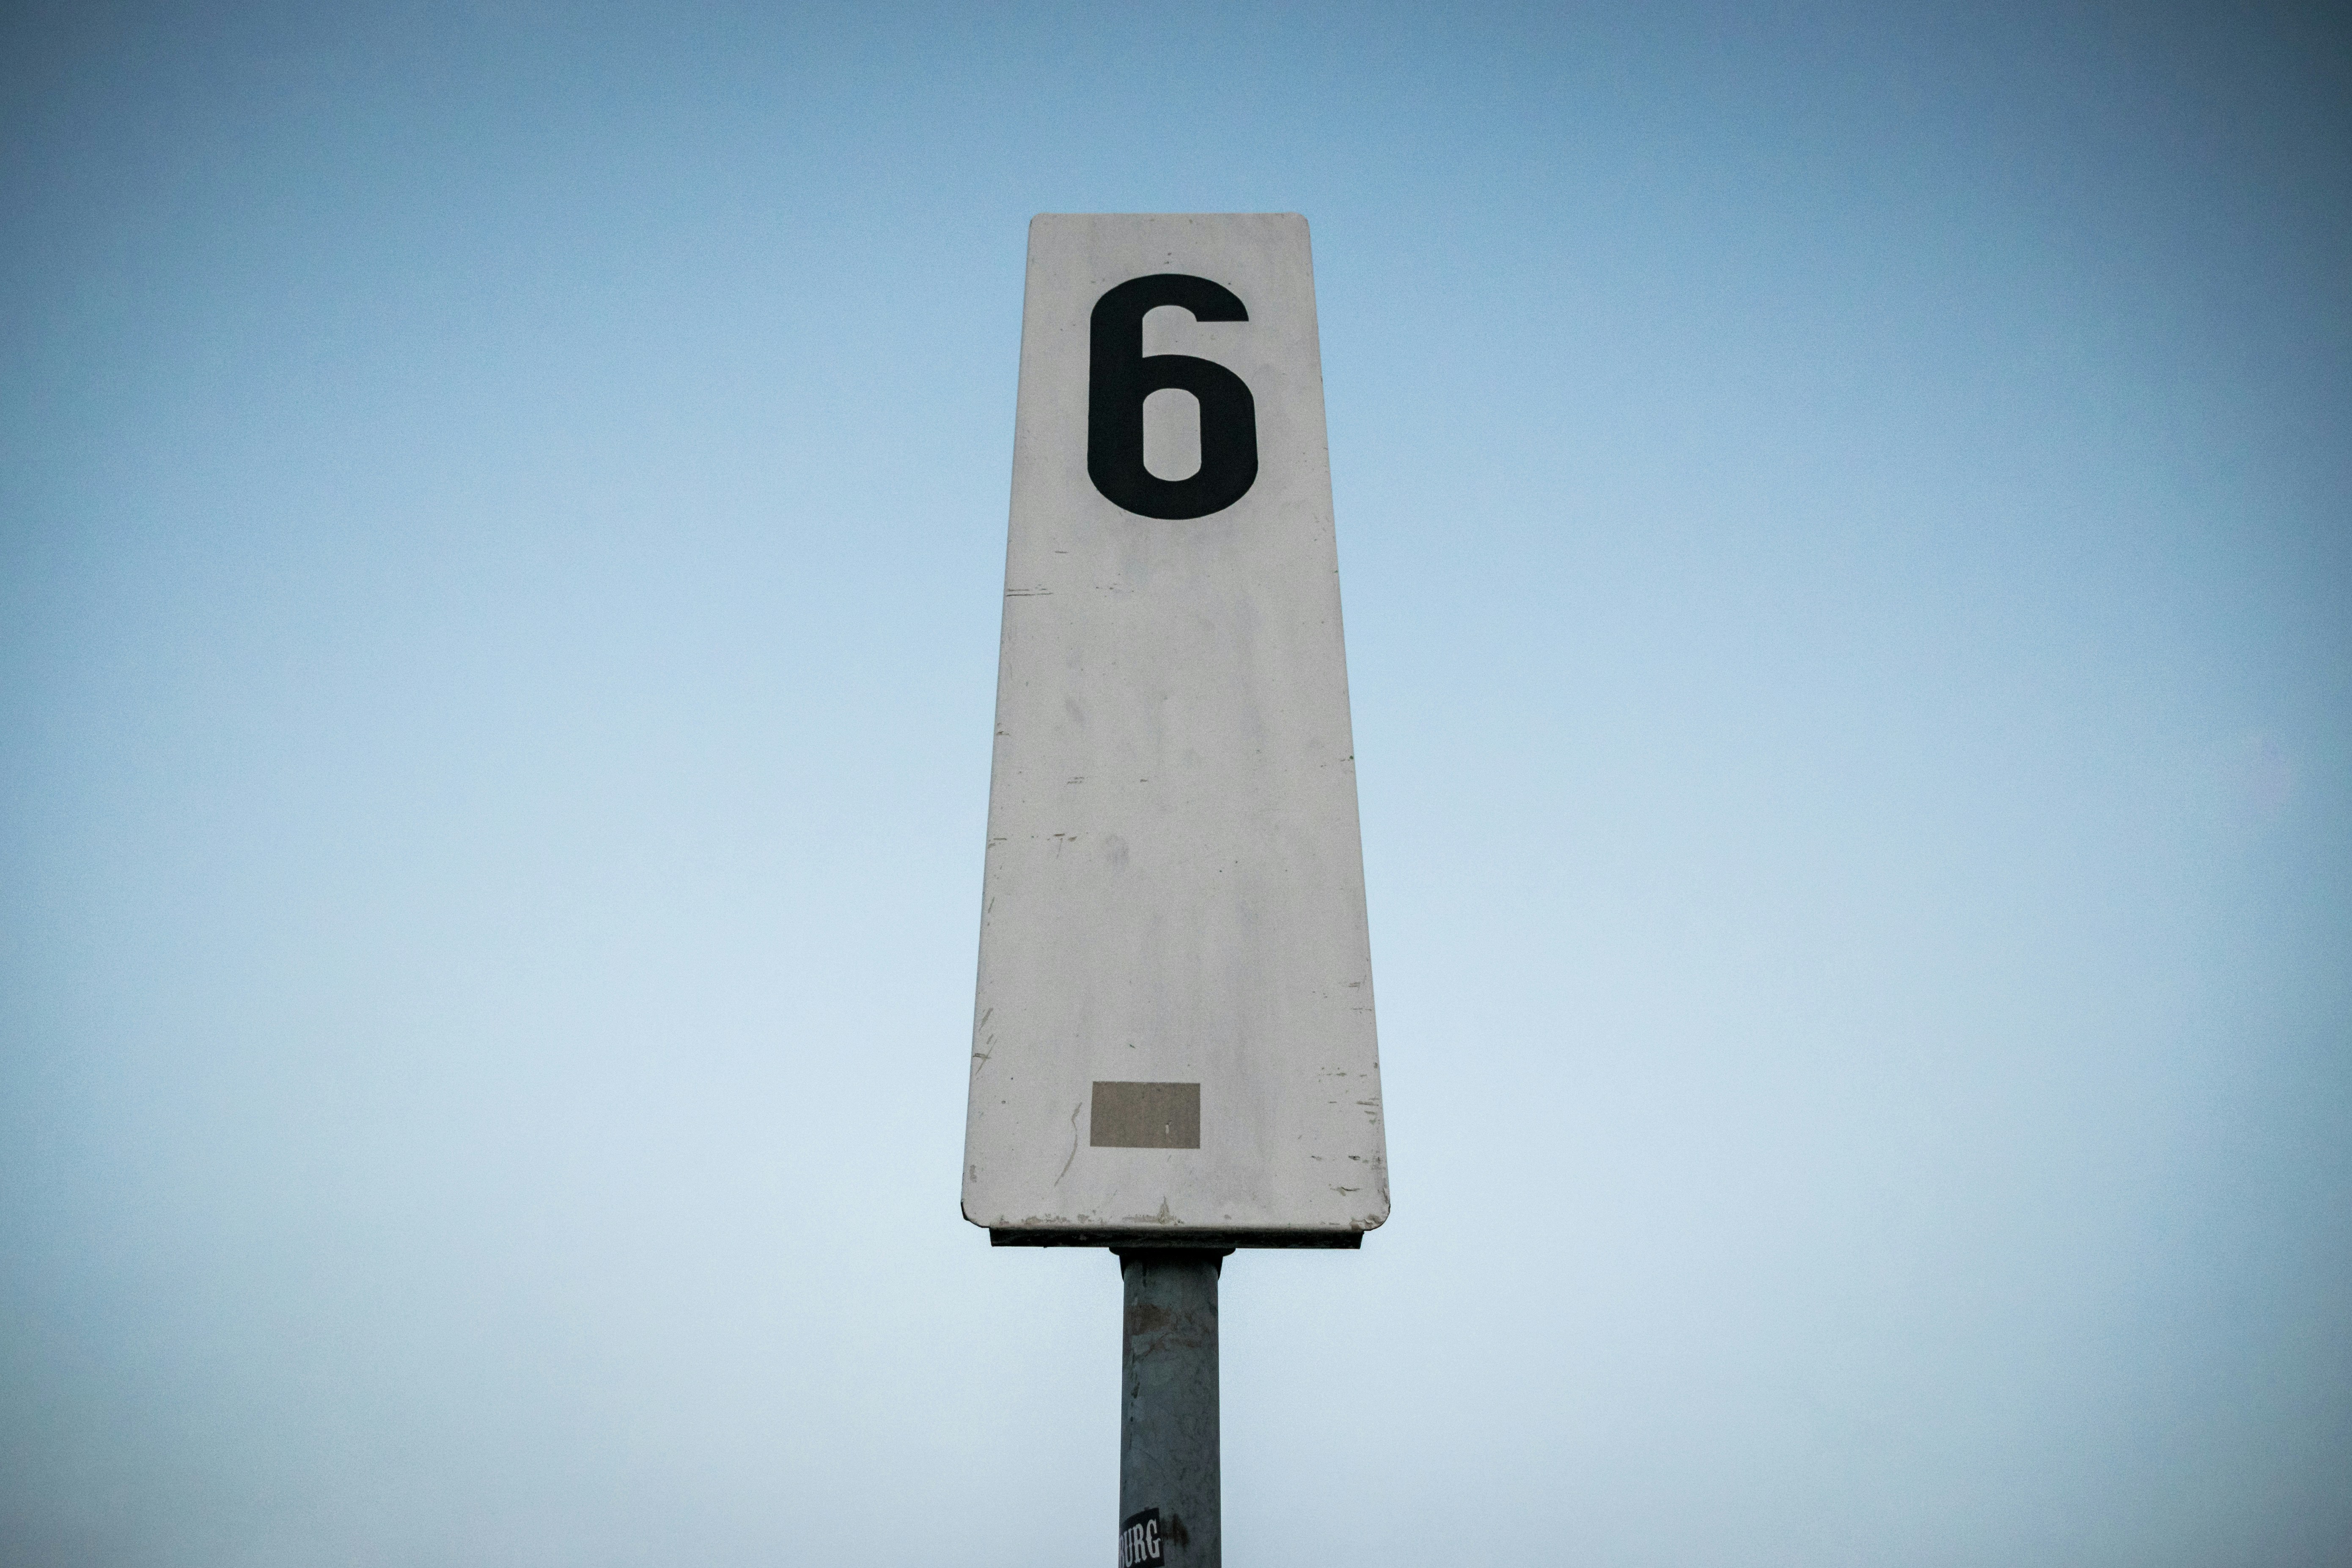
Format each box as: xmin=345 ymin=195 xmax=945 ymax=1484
xmin=1053 ymin=1101 xmax=1083 ymax=1185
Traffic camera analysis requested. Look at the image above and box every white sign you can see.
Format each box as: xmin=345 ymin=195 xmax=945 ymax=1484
xmin=962 ymin=213 xmax=1388 ymax=1247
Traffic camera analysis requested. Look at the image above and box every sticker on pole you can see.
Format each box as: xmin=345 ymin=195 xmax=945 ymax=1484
xmin=1118 ymin=1508 xmax=1164 ymax=1567
xmin=962 ymin=213 xmax=1388 ymax=1248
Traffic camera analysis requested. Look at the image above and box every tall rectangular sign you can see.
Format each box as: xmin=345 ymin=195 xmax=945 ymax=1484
xmin=964 ymin=213 xmax=1387 ymax=1247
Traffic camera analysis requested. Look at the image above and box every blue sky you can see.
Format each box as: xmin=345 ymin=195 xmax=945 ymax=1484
xmin=4 ymin=4 xmax=2348 ymax=1565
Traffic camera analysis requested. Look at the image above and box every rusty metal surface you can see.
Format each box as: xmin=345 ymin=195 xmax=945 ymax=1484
xmin=1118 ymin=1250 xmax=1226 ymax=1567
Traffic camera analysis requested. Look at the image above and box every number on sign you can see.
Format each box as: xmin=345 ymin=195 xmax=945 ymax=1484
xmin=1088 ymin=275 xmax=1258 ymax=519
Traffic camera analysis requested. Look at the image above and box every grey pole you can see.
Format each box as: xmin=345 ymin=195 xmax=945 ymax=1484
xmin=1116 ymin=1249 xmax=1228 ymax=1568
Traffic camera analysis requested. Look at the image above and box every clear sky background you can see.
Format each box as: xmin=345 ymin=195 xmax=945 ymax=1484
xmin=3 ymin=4 xmax=2347 ymax=1565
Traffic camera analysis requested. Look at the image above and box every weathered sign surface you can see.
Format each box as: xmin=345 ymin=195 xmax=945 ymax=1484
xmin=963 ymin=213 xmax=1387 ymax=1248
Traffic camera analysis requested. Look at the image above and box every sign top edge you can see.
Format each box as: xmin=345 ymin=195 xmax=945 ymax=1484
xmin=1028 ymin=210 xmax=1307 ymax=228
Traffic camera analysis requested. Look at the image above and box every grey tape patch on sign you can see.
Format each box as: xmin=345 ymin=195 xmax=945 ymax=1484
xmin=1091 ymin=1082 xmax=1201 ymax=1149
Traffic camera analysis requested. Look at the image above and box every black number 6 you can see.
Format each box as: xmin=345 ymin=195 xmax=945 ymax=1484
xmin=1087 ymin=274 xmax=1259 ymax=519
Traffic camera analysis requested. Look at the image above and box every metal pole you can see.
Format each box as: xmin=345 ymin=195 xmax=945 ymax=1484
xmin=1116 ymin=1248 xmax=1228 ymax=1568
